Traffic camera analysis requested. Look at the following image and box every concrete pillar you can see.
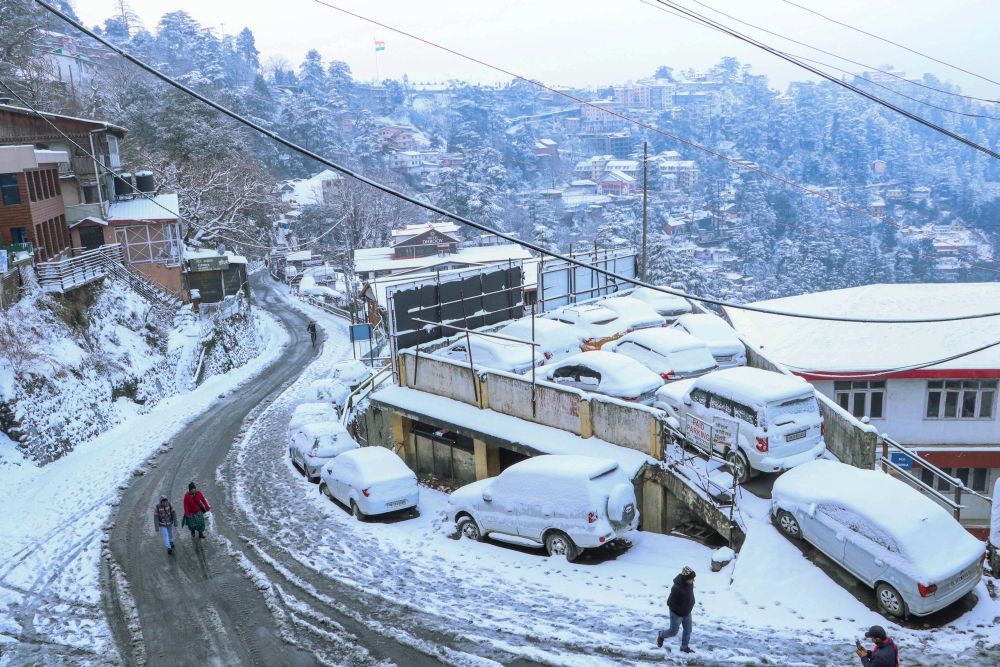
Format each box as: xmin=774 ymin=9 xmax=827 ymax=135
xmin=642 ymin=478 xmax=664 ymax=534
xmin=473 ymin=438 xmax=501 ymax=480
xmin=650 ymin=419 xmax=663 ymax=460
xmin=391 ymin=412 xmax=414 ymax=467
xmin=579 ymin=398 xmax=593 ymax=438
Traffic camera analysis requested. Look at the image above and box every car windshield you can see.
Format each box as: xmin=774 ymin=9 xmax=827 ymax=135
xmin=590 ymin=318 xmax=616 ymax=326
xmin=767 ymin=395 xmax=818 ymax=422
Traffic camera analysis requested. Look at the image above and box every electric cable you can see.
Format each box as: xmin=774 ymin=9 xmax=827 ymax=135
xmin=31 ymin=0 xmax=1000 ymax=324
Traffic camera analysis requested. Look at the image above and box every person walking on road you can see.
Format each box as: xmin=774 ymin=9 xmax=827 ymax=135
xmin=856 ymin=625 xmax=898 ymax=667
xmin=306 ymin=320 xmax=318 ymax=348
xmin=656 ymin=566 xmax=697 ymax=654
xmin=153 ymin=495 xmax=177 ymax=555
xmin=182 ymin=482 xmax=211 ymax=540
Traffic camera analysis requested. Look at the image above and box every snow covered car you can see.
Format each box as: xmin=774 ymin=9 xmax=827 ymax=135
xmin=539 ymin=350 xmax=664 ymax=404
xmin=599 ymin=296 xmax=667 ymax=331
xmin=288 ymin=421 xmax=359 ymax=483
xmin=546 ymin=304 xmax=627 ymax=350
xmin=771 ymin=459 xmax=984 ymax=618
xmin=496 ymin=317 xmax=583 ymax=363
xmin=333 ymin=360 xmax=373 ymax=391
xmin=310 ymin=378 xmax=350 ymax=407
xmin=654 ymin=367 xmax=826 ymax=482
xmin=671 ymin=313 xmax=747 ymax=368
xmin=319 ymin=446 xmax=419 ymax=520
xmin=607 ymin=328 xmax=718 ymax=382
xmin=437 ymin=333 xmax=544 ymax=374
xmin=448 ymin=455 xmax=639 ymax=561
xmin=288 ymin=402 xmax=340 ymax=439
xmin=628 ymin=286 xmax=693 ymax=319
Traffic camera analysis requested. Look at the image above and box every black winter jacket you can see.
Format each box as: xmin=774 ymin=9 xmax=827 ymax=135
xmin=667 ymin=574 xmax=695 ymax=617
xmin=860 ymin=637 xmax=898 ymax=667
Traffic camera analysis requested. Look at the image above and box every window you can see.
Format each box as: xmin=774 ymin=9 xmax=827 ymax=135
xmin=926 ymin=380 xmax=996 ymax=419
xmin=1 ymin=173 xmax=21 ymax=205
xmin=921 ymin=466 xmax=990 ymax=493
xmin=690 ymin=388 xmax=710 ymax=406
xmin=10 ymin=227 xmax=28 ymax=244
xmin=835 ymin=380 xmax=885 ymax=419
xmin=732 ymin=401 xmax=758 ymax=426
xmin=709 ymin=393 xmax=733 ymax=415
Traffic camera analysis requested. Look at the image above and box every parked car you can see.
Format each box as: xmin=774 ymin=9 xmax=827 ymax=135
xmin=319 ymin=446 xmax=419 ymax=520
xmin=671 ymin=313 xmax=747 ymax=368
xmin=333 ymin=360 xmax=372 ymax=391
xmin=288 ymin=402 xmax=340 ymax=438
xmin=448 ymin=455 xmax=639 ymax=561
xmin=608 ymin=329 xmax=718 ymax=382
xmin=654 ymin=367 xmax=826 ymax=482
xmin=539 ymin=350 xmax=664 ymax=404
xmin=628 ymin=287 xmax=693 ymax=319
xmin=496 ymin=317 xmax=583 ymax=363
xmin=288 ymin=421 xmax=359 ymax=482
xmin=599 ymin=296 xmax=667 ymax=330
xmin=771 ymin=459 xmax=984 ymax=618
xmin=310 ymin=378 xmax=350 ymax=407
xmin=437 ymin=333 xmax=544 ymax=374
xmin=546 ymin=304 xmax=627 ymax=350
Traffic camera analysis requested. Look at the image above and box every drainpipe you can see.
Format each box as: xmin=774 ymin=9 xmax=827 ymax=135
xmin=88 ymin=129 xmax=106 ymax=217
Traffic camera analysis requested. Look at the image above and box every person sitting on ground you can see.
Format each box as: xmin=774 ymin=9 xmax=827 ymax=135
xmin=181 ymin=482 xmax=211 ymax=540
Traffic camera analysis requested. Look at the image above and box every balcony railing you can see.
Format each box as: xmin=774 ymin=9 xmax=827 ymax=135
xmin=36 ymin=244 xmax=124 ymax=294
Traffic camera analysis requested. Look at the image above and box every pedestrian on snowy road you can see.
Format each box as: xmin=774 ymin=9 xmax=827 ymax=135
xmin=153 ymin=495 xmax=177 ymax=555
xmin=306 ymin=320 xmax=318 ymax=348
xmin=656 ymin=566 xmax=696 ymax=654
xmin=181 ymin=482 xmax=211 ymax=540
xmin=856 ymin=625 xmax=898 ymax=667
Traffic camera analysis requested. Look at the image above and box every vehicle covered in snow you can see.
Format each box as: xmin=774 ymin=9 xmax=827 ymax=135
xmin=448 ymin=455 xmax=639 ymax=561
xmin=288 ymin=421 xmax=359 ymax=483
xmin=545 ymin=303 xmax=627 ymax=351
xmin=496 ymin=317 xmax=583 ymax=363
xmin=310 ymin=378 xmax=350 ymax=408
xmin=654 ymin=367 xmax=826 ymax=482
xmin=332 ymin=360 xmax=373 ymax=391
xmin=628 ymin=286 xmax=692 ymax=319
xmin=539 ymin=350 xmax=664 ymax=404
xmin=319 ymin=446 xmax=419 ymax=520
xmin=771 ymin=459 xmax=984 ymax=618
xmin=288 ymin=402 xmax=340 ymax=438
xmin=598 ymin=296 xmax=667 ymax=331
xmin=607 ymin=328 xmax=718 ymax=382
xmin=671 ymin=313 xmax=747 ymax=368
xmin=437 ymin=333 xmax=544 ymax=374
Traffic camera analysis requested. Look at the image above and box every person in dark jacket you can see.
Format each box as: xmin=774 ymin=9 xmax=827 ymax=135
xmin=306 ymin=320 xmax=318 ymax=348
xmin=181 ymin=482 xmax=211 ymax=539
xmin=656 ymin=566 xmax=696 ymax=653
xmin=856 ymin=625 xmax=898 ymax=667
xmin=153 ymin=495 xmax=177 ymax=554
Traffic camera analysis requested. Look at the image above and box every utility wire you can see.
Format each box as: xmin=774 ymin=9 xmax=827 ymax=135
xmin=652 ymin=0 xmax=1000 ymax=160
xmin=304 ymin=0 xmax=998 ymax=269
xmin=780 ymin=0 xmax=1000 ymax=89
xmin=0 ymin=77 xmax=345 ymax=254
xmin=780 ymin=338 xmax=1000 ymax=379
xmin=641 ymin=0 xmax=1000 ymax=120
xmin=32 ymin=0 xmax=1000 ymax=324
xmin=653 ymin=0 xmax=999 ymax=104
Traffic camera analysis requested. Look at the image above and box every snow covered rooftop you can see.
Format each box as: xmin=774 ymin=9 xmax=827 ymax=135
xmin=280 ymin=169 xmax=342 ymax=207
xmin=106 ymin=194 xmax=179 ymax=222
xmin=354 ymin=243 xmax=532 ymax=275
xmin=724 ymin=283 xmax=1000 ymax=374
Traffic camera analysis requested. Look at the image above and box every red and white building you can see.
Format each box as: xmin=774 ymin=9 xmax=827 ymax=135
xmin=725 ymin=283 xmax=1000 ymax=530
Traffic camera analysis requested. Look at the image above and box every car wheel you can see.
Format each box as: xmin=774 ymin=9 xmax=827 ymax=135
xmin=775 ymin=510 xmax=802 ymax=539
xmin=875 ymin=583 xmax=906 ymax=618
xmin=544 ymin=531 xmax=579 ymax=562
xmin=351 ymin=500 xmax=366 ymax=522
xmin=319 ymin=482 xmax=331 ymax=499
xmin=726 ymin=449 xmax=751 ymax=484
xmin=456 ymin=515 xmax=483 ymax=542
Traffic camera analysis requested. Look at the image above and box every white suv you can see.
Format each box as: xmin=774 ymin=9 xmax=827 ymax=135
xmin=447 ymin=455 xmax=639 ymax=561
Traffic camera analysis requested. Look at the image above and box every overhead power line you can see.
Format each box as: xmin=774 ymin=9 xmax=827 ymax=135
xmin=32 ymin=0 xmax=1000 ymax=324
xmin=652 ymin=0 xmax=1000 ymax=160
xmin=781 ymin=338 xmax=1000 ymax=380
xmin=780 ymin=0 xmax=1000 ymax=89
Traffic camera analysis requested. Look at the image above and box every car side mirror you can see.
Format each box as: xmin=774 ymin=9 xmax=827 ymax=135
xmin=482 ymin=492 xmax=492 ymax=503
xmin=683 ymin=397 xmax=692 ymax=406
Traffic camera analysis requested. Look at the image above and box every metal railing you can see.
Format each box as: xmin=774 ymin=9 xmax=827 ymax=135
xmin=300 ymin=294 xmax=353 ymax=320
xmin=36 ymin=244 xmax=123 ymax=293
xmin=340 ymin=364 xmax=392 ymax=426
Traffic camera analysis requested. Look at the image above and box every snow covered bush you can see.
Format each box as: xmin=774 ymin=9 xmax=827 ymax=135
xmin=201 ymin=309 xmax=269 ymax=380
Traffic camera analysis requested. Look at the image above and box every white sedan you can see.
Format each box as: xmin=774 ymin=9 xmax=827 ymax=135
xmin=672 ymin=313 xmax=747 ymax=368
xmin=628 ymin=287 xmax=693 ymax=319
xmin=539 ymin=350 xmax=664 ymax=404
xmin=288 ymin=402 xmax=340 ymax=439
xmin=437 ymin=333 xmax=544 ymax=374
xmin=599 ymin=296 xmax=667 ymax=331
xmin=319 ymin=447 xmax=419 ymax=520
xmin=607 ymin=328 xmax=718 ymax=381
xmin=288 ymin=421 xmax=359 ymax=482
xmin=496 ymin=317 xmax=583 ymax=363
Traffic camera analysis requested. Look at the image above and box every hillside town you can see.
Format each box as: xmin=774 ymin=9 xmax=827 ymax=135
xmin=0 ymin=1 xmax=999 ymax=666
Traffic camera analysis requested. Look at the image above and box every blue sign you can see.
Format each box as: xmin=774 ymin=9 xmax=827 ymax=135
xmin=889 ymin=452 xmax=913 ymax=470
xmin=350 ymin=323 xmax=373 ymax=342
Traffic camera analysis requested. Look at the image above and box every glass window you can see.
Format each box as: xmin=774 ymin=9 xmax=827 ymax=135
xmin=1 ymin=173 xmax=22 ymax=205
xmin=972 ymin=468 xmax=988 ymax=492
xmin=835 ymin=380 xmax=885 ymax=419
xmin=709 ymin=393 xmax=733 ymax=415
xmin=732 ymin=402 xmax=757 ymax=426
xmin=690 ymin=388 xmax=710 ymax=406
xmin=927 ymin=379 xmax=997 ymax=419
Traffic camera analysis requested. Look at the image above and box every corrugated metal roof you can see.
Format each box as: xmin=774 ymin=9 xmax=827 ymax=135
xmin=107 ymin=194 xmax=179 ymax=222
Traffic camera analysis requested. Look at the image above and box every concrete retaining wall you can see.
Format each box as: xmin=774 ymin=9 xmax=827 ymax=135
xmin=483 ymin=372 xmax=584 ymax=435
xmin=590 ymin=398 xmax=658 ymax=455
xmin=400 ymin=351 xmax=480 ymax=406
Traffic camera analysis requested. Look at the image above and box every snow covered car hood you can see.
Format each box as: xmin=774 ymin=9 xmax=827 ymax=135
xmin=447 ymin=479 xmax=492 ymax=511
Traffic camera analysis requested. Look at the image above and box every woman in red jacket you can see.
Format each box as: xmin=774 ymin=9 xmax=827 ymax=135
xmin=181 ymin=482 xmax=211 ymax=539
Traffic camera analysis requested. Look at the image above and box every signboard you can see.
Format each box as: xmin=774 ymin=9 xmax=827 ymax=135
xmin=350 ymin=323 xmax=373 ymax=342
xmin=889 ymin=451 xmax=913 ymax=470
xmin=0 ymin=250 xmax=7 ymax=274
xmin=712 ymin=416 xmax=738 ymax=449
xmin=188 ymin=256 xmax=229 ymax=272
xmin=685 ymin=415 xmax=712 ymax=450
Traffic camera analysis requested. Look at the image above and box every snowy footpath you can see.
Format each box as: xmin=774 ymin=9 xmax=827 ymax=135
xmin=0 ymin=310 xmax=288 ymax=665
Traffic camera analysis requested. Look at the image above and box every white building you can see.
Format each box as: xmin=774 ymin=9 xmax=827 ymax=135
xmin=724 ymin=283 xmax=1000 ymax=531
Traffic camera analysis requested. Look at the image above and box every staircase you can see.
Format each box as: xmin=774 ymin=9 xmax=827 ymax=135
xmin=99 ymin=254 xmax=183 ymax=312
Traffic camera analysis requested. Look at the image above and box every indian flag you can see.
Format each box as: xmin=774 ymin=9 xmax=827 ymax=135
xmin=374 ymin=40 xmax=385 ymax=52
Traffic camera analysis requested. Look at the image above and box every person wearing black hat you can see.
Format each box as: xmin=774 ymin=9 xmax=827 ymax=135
xmin=656 ymin=566 xmax=696 ymax=654
xmin=856 ymin=625 xmax=898 ymax=667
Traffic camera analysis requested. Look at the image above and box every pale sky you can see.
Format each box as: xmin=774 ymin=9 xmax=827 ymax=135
xmin=69 ymin=0 xmax=1000 ymax=98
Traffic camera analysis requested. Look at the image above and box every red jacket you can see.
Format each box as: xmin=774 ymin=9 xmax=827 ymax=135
xmin=183 ymin=490 xmax=210 ymax=517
